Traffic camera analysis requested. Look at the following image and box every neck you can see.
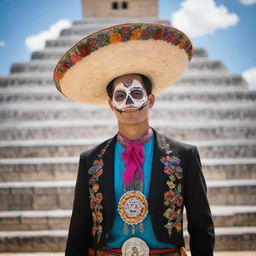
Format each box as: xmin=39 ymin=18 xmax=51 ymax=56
xmin=118 ymin=122 xmax=150 ymax=141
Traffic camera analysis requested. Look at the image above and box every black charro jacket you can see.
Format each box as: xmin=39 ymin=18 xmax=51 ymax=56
xmin=65 ymin=129 xmax=215 ymax=256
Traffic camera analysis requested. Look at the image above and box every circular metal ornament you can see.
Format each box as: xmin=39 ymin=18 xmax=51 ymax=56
xmin=121 ymin=237 xmax=149 ymax=256
xmin=118 ymin=191 xmax=148 ymax=225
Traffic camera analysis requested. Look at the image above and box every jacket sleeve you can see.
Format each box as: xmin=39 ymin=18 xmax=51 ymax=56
xmin=184 ymin=146 xmax=215 ymax=256
xmin=65 ymin=153 xmax=92 ymax=256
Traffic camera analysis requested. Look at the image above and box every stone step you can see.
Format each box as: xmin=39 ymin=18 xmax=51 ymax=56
xmin=72 ymin=17 xmax=171 ymax=26
xmin=57 ymin=19 xmax=173 ymax=36
xmin=1 ymin=85 xmax=255 ymax=103
xmin=0 ymin=120 xmax=255 ymax=141
xmin=32 ymin=47 xmax=207 ymax=60
xmin=10 ymin=58 xmax=227 ymax=73
xmin=0 ymin=227 xmax=255 ymax=252
xmin=0 ymin=206 xmax=255 ymax=231
xmin=0 ymin=156 xmax=255 ymax=182
xmin=1 ymin=102 xmax=255 ymax=122
xmin=0 ymin=179 xmax=255 ymax=211
xmin=0 ymin=138 xmax=255 ymax=159
xmin=0 ymin=73 xmax=247 ymax=88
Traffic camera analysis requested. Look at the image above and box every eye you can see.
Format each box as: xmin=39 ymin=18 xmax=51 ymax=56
xmin=114 ymin=91 xmax=126 ymax=102
xmin=130 ymin=90 xmax=144 ymax=100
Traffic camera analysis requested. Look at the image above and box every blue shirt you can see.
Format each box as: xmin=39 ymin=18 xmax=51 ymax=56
xmin=105 ymin=135 xmax=176 ymax=248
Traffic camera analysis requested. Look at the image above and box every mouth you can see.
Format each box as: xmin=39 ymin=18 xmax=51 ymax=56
xmin=122 ymin=107 xmax=138 ymax=113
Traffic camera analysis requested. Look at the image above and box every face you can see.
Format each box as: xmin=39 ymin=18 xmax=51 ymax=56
xmin=112 ymin=79 xmax=148 ymax=112
xmin=109 ymin=74 xmax=155 ymax=126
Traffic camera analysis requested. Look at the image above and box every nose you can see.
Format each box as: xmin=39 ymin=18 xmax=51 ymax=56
xmin=125 ymin=95 xmax=134 ymax=105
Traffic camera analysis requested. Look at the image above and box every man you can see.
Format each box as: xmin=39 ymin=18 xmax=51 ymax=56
xmin=53 ymin=23 xmax=215 ymax=256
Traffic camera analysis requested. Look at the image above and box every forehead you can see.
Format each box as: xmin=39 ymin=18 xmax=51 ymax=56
xmin=113 ymin=74 xmax=143 ymax=90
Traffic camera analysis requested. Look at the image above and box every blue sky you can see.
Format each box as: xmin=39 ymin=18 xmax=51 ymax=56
xmin=0 ymin=0 xmax=256 ymax=87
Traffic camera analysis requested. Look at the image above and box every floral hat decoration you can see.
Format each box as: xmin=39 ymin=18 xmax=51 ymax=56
xmin=53 ymin=22 xmax=193 ymax=105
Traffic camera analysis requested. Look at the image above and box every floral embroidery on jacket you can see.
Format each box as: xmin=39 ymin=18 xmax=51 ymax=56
xmin=88 ymin=139 xmax=111 ymax=244
xmin=160 ymin=154 xmax=183 ymax=237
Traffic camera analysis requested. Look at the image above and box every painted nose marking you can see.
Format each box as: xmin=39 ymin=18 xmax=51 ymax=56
xmin=125 ymin=95 xmax=134 ymax=105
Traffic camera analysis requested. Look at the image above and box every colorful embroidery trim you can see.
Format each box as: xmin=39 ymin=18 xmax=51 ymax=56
xmin=118 ymin=190 xmax=148 ymax=225
xmin=117 ymin=127 xmax=153 ymax=147
xmin=160 ymin=155 xmax=183 ymax=237
xmin=54 ymin=23 xmax=193 ymax=86
xmin=88 ymin=139 xmax=111 ymax=244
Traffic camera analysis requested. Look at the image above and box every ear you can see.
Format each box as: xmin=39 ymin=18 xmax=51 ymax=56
xmin=148 ymin=94 xmax=155 ymax=109
xmin=108 ymin=98 xmax=115 ymax=111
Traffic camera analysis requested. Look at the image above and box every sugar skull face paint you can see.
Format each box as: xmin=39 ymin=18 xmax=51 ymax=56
xmin=112 ymin=79 xmax=148 ymax=112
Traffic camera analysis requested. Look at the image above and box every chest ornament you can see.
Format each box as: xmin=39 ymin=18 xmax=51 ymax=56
xmin=118 ymin=190 xmax=148 ymax=229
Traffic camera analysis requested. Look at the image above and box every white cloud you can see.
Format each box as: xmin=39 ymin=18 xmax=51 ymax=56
xmin=240 ymin=0 xmax=256 ymax=5
xmin=242 ymin=67 xmax=256 ymax=89
xmin=0 ymin=41 xmax=5 ymax=48
xmin=171 ymin=0 xmax=239 ymax=38
xmin=25 ymin=19 xmax=71 ymax=51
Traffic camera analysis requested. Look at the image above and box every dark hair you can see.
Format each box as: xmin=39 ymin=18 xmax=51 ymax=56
xmin=106 ymin=74 xmax=153 ymax=99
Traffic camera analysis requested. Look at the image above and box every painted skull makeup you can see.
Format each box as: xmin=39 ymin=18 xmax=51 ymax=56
xmin=112 ymin=79 xmax=148 ymax=112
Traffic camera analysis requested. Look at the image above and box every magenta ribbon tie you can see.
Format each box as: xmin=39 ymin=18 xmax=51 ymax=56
xmin=121 ymin=141 xmax=145 ymax=186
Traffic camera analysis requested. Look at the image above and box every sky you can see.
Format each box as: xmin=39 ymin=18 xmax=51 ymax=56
xmin=0 ymin=0 xmax=256 ymax=88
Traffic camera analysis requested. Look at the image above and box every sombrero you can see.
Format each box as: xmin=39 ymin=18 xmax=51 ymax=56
xmin=53 ymin=22 xmax=193 ymax=105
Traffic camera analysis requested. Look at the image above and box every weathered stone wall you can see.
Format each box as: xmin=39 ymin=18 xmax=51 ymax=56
xmin=82 ymin=0 xmax=158 ymax=18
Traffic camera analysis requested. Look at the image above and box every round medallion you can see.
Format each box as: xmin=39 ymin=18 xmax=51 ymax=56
xmin=118 ymin=191 xmax=148 ymax=225
xmin=121 ymin=237 xmax=149 ymax=256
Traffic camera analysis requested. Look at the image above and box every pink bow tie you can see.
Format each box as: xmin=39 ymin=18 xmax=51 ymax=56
xmin=122 ymin=141 xmax=145 ymax=186
xmin=117 ymin=128 xmax=153 ymax=186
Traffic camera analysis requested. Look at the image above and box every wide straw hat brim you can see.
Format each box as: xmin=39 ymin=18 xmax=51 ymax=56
xmin=53 ymin=23 xmax=193 ymax=105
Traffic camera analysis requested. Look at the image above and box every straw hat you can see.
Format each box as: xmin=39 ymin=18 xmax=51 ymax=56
xmin=53 ymin=22 xmax=193 ymax=105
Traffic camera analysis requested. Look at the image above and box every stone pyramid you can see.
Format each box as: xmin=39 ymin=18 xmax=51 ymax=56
xmin=0 ymin=17 xmax=256 ymax=252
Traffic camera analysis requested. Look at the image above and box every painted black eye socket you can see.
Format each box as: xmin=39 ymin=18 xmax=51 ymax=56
xmin=130 ymin=90 xmax=144 ymax=100
xmin=114 ymin=91 xmax=127 ymax=102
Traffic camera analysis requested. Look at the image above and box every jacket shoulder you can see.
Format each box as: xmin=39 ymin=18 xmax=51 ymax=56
xmin=80 ymin=136 xmax=115 ymax=160
xmin=155 ymin=131 xmax=196 ymax=154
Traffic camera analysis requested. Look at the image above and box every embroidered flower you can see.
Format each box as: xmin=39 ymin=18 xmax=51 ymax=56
xmin=97 ymin=34 xmax=107 ymax=47
xmin=93 ymin=210 xmax=103 ymax=223
xmin=175 ymin=194 xmax=183 ymax=207
xmin=142 ymin=29 xmax=151 ymax=40
xmin=130 ymin=28 xmax=141 ymax=40
xmin=92 ymin=184 xmax=99 ymax=193
xmin=165 ymin=33 xmax=177 ymax=43
xmin=95 ymin=192 xmax=103 ymax=203
xmin=71 ymin=53 xmax=81 ymax=63
xmin=164 ymin=190 xmax=175 ymax=204
xmin=173 ymin=221 xmax=182 ymax=232
xmin=88 ymin=39 xmax=98 ymax=51
xmin=167 ymin=180 xmax=175 ymax=189
xmin=154 ymin=28 xmax=164 ymax=40
xmin=60 ymin=63 xmax=68 ymax=72
xmin=54 ymin=71 xmax=63 ymax=81
xmin=78 ymin=44 xmax=90 ymax=57
xmin=178 ymin=36 xmax=187 ymax=49
xmin=109 ymin=32 xmax=122 ymax=44
xmin=164 ymin=166 xmax=174 ymax=175
xmin=95 ymin=169 xmax=103 ymax=178
xmin=121 ymin=27 xmax=131 ymax=41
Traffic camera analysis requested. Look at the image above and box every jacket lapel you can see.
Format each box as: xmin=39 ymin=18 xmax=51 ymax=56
xmin=148 ymin=130 xmax=173 ymax=212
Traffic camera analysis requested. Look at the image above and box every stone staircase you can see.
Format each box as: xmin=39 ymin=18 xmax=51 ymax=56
xmin=0 ymin=17 xmax=256 ymax=252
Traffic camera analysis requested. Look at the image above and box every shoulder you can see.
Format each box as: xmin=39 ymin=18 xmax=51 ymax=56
xmin=155 ymin=129 xmax=196 ymax=153
xmin=80 ymin=136 xmax=116 ymax=160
